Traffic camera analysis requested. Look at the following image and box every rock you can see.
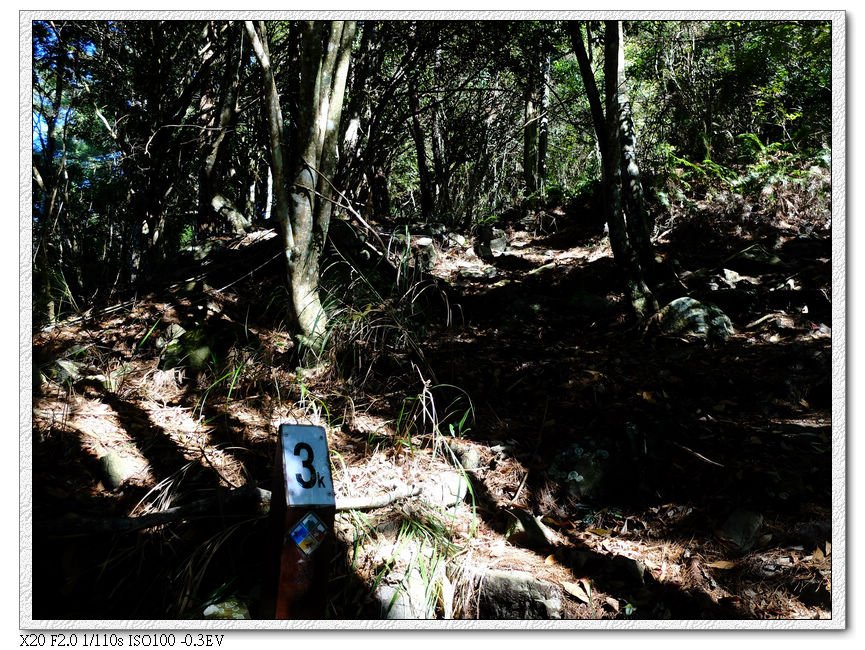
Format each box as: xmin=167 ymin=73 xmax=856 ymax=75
xmin=457 ymin=266 xmax=498 ymax=282
xmin=99 ymin=452 xmax=144 ymax=490
xmin=489 ymin=234 xmax=508 ymax=255
xmin=794 ymin=520 xmax=831 ymax=550
xmin=376 ymin=577 xmax=434 ymax=620
xmin=421 ymin=471 xmax=469 ymax=509
xmin=504 ymin=509 xmax=559 ymax=549
xmin=373 ymin=540 xmax=440 ymax=619
xmin=427 ymin=222 xmax=447 ymax=237
xmin=518 ymin=214 xmax=535 ymax=231
xmin=448 ymin=442 xmax=481 ymax=471
xmin=716 ymin=509 xmax=764 ymax=552
xmin=474 ymin=225 xmax=508 ymax=260
xmin=548 ymin=443 xmax=608 ymax=499
xmin=443 ymin=233 xmax=467 ymax=248
xmin=653 ymin=297 xmax=734 ymax=343
xmin=54 ymin=359 xmax=82 ymax=383
xmin=413 ymin=237 xmax=437 ymax=271
xmin=610 ymin=555 xmax=647 ymax=587
xmin=473 ymin=570 xmax=562 ymax=619
xmin=202 ymin=597 xmax=251 ymax=620
xmin=159 ymin=328 xmax=213 ymax=370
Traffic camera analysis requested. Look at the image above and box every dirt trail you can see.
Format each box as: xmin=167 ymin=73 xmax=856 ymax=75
xmin=30 ymin=209 xmax=833 ymax=620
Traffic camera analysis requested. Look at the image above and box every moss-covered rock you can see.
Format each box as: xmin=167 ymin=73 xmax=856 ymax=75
xmin=159 ymin=328 xmax=214 ymax=370
xmin=653 ymin=297 xmax=734 ymax=343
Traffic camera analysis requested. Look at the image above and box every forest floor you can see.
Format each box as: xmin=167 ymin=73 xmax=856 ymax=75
xmin=30 ymin=194 xmax=834 ymax=622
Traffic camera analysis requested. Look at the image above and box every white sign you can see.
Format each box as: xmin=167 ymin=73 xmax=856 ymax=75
xmin=279 ymin=424 xmax=335 ymax=507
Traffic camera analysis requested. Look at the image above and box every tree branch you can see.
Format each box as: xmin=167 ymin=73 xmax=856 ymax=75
xmin=35 ymin=484 xmax=425 ymax=538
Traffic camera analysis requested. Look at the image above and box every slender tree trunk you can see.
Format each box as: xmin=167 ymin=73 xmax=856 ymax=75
xmin=570 ymin=20 xmax=657 ymax=318
xmin=613 ymin=21 xmax=655 ymax=277
xmin=408 ymin=76 xmax=435 ymax=220
xmin=370 ymin=167 xmax=391 ymax=217
xmin=430 ymin=46 xmax=451 ymax=219
xmin=199 ymin=22 xmax=249 ymax=236
xmin=523 ymin=79 xmax=539 ymax=197
xmin=245 ymin=173 xmax=256 ymax=221
xmin=569 ymin=22 xmax=607 ymax=155
xmin=247 ymin=20 xmax=356 ymax=359
xmin=603 ymin=21 xmax=657 ymax=319
xmin=619 ymin=99 xmax=655 ymax=275
xmin=430 ymin=103 xmax=449 ymax=217
xmin=264 ymin=164 xmax=273 ymax=222
xmin=33 ymin=22 xmax=73 ymax=323
xmin=338 ymin=21 xmax=380 ymax=208
xmin=537 ymin=51 xmax=551 ymax=198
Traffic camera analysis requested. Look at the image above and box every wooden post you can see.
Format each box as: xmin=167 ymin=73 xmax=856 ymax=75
xmin=264 ymin=424 xmax=335 ymax=619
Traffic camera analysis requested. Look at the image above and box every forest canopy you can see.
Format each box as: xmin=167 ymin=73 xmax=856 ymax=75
xmin=32 ymin=19 xmax=831 ymax=330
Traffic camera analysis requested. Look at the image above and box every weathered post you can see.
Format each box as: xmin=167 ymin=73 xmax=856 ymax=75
xmin=265 ymin=424 xmax=335 ymax=619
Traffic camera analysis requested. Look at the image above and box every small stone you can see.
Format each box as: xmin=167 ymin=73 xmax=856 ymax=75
xmin=373 ymin=539 xmax=439 ymax=619
xmin=653 ymin=297 xmax=734 ymax=342
xmin=716 ymin=509 xmax=764 ymax=552
xmin=413 ymin=237 xmax=437 ymax=271
xmin=100 ymin=452 xmax=142 ymax=490
xmin=473 ymin=569 xmax=562 ymax=619
xmin=202 ymin=598 xmax=250 ymax=620
xmin=449 ymin=442 xmax=481 ymax=471
xmin=421 ymin=471 xmax=468 ymax=508
xmin=444 ymin=233 xmax=467 ymax=247
xmin=504 ymin=509 xmax=558 ymax=549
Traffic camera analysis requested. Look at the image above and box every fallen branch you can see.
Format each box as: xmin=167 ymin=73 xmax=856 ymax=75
xmin=336 ymin=484 xmax=422 ymax=512
xmin=672 ymin=441 xmax=725 ymax=468
xmin=35 ymin=484 xmax=424 ymax=537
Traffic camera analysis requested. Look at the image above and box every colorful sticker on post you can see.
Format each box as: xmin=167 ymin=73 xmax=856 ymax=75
xmin=289 ymin=511 xmax=328 ymax=555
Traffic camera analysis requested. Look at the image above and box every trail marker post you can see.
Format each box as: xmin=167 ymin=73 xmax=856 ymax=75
xmin=267 ymin=424 xmax=335 ymax=619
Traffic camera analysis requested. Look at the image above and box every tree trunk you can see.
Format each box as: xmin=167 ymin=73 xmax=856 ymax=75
xmin=537 ymin=51 xmax=551 ymax=198
xmin=264 ymin=164 xmax=273 ymax=222
xmin=523 ymin=82 xmax=539 ymax=197
xmin=247 ymin=20 xmax=356 ymax=360
xmin=33 ymin=24 xmax=68 ymax=324
xmin=619 ymin=99 xmax=655 ymax=276
xmin=198 ymin=22 xmax=250 ymax=236
xmin=370 ymin=167 xmax=391 ymax=217
xmin=613 ymin=21 xmax=655 ymax=277
xmin=337 ymin=21 xmax=381 ymax=210
xmin=603 ymin=21 xmax=657 ymax=319
xmin=570 ymin=20 xmax=657 ymax=319
xmin=430 ymin=46 xmax=451 ymax=219
xmin=569 ymin=22 xmax=607 ymax=157
xmin=408 ymin=76 xmax=436 ymax=220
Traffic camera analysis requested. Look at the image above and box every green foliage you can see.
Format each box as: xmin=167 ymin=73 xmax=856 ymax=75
xmin=659 ymin=130 xmax=830 ymax=225
xmin=317 ymin=223 xmax=455 ymax=387
xmin=638 ymin=21 xmax=829 ymax=171
xmin=396 ymin=503 xmax=461 ymax=559
xmin=294 ymin=375 xmax=332 ymax=426
xmin=447 ymin=408 xmax=473 ymax=439
xmin=475 ymin=213 xmax=499 ymax=228
xmin=393 ymin=370 xmax=474 ymax=460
